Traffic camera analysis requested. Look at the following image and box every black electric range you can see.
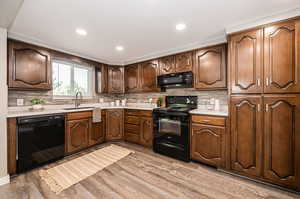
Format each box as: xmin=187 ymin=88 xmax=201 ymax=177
xmin=153 ymin=96 xmax=197 ymax=161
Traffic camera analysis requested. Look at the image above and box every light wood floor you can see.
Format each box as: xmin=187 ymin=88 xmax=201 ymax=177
xmin=1 ymin=142 xmax=300 ymax=199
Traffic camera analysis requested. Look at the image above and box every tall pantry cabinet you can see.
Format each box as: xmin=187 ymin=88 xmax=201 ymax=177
xmin=229 ymin=18 xmax=300 ymax=190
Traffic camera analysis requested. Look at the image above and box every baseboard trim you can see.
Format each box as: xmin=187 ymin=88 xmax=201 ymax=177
xmin=0 ymin=175 xmax=10 ymax=186
xmin=218 ymin=169 xmax=300 ymax=194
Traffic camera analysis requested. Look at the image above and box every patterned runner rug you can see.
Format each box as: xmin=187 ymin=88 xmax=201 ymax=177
xmin=39 ymin=144 xmax=134 ymax=194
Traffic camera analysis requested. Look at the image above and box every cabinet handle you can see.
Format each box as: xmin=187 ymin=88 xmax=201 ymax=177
xmin=187 ymin=59 xmax=190 ymax=66
xmin=257 ymin=78 xmax=261 ymax=86
xmin=266 ymin=104 xmax=269 ymax=112
xmin=266 ymin=77 xmax=269 ymax=86
xmin=257 ymin=104 xmax=261 ymax=112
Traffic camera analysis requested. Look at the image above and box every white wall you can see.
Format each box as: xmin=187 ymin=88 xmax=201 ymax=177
xmin=0 ymin=27 xmax=9 ymax=185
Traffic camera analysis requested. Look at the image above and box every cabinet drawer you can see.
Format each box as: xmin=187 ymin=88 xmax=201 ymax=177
xmin=125 ymin=115 xmax=140 ymax=125
xmin=139 ymin=110 xmax=152 ymax=117
xmin=126 ymin=109 xmax=152 ymax=117
xmin=67 ymin=111 xmax=92 ymax=120
xmin=125 ymin=124 xmax=140 ymax=134
xmin=126 ymin=109 xmax=140 ymax=116
xmin=125 ymin=132 xmax=140 ymax=144
xmin=192 ymin=115 xmax=225 ymax=126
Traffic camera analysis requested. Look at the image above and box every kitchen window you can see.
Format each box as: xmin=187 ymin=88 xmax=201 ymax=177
xmin=52 ymin=60 xmax=93 ymax=97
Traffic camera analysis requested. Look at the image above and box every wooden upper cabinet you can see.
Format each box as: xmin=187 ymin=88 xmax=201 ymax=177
xmin=230 ymin=96 xmax=263 ymax=177
xmin=95 ymin=64 xmax=108 ymax=94
xmin=101 ymin=64 xmax=108 ymax=93
xmin=194 ymin=44 xmax=226 ymax=89
xmin=140 ymin=60 xmax=159 ymax=92
xmin=107 ymin=65 xmax=124 ymax=93
xmin=125 ymin=64 xmax=140 ymax=93
xmin=66 ymin=118 xmax=90 ymax=154
xmin=264 ymin=20 xmax=300 ymax=93
xmin=159 ymin=55 xmax=176 ymax=75
xmin=263 ymin=95 xmax=300 ymax=188
xmin=106 ymin=109 xmax=124 ymax=140
xmin=191 ymin=123 xmax=226 ymax=168
xmin=229 ymin=29 xmax=263 ymax=94
xmin=175 ymin=52 xmax=193 ymax=72
xmin=8 ymin=40 xmax=52 ymax=90
xmin=90 ymin=117 xmax=106 ymax=147
xmin=140 ymin=117 xmax=153 ymax=147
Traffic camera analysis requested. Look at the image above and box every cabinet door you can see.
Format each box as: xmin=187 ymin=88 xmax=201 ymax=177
xmin=194 ymin=45 xmax=226 ymax=89
xmin=95 ymin=64 xmax=108 ymax=94
xmin=230 ymin=29 xmax=263 ymax=93
xmin=8 ymin=40 xmax=52 ymax=90
xmin=107 ymin=66 xmax=124 ymax=93
xmin=264 ymin=95 xmax=300 ymax=188
xmin=264 ymin=20 xmax=300 ymax=93
xmin=125 ymin=64 xmax=140 ymax=93
xmin=106 ymin=109 xmax=124 ymax=140
xmin=66 ymin=119 xmax=90 ymax=154
xmin=230 ymin=96 xmax=263 ymax=177
xmin=159 ymin=55 xmax=175 ymax=75
xmin=140 ymin=60 xmax=159 ymax=92
xmin=101 ymin=64 xmax=108 ymax=93
xmin=140 ymin=117 xmax=153 ymax=147
xmin=175 ymin=52 xmax=193 ymax=72
xmin=89 ymin=121 xmax=105 ymax=146
xmin=191 ymin=124 xmax=225 ymax=167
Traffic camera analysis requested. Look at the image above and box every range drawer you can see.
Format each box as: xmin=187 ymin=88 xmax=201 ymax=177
xmin=125 ymin=115 xmax=140 ymax=125
xmin=192 ymin=115 xmax=226 ymax=126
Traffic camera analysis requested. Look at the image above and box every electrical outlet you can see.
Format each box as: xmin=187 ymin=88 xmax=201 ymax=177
xmin=17 ymin=99 xmax=24 ymax=106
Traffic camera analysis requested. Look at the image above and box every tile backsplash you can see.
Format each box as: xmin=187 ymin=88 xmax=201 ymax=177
xmin=8 ymin=88 xmax=228 ymax=107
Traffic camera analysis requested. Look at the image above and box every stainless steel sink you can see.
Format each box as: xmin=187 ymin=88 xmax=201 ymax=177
xmin=63 ymin=107 xmax=94 ymax=110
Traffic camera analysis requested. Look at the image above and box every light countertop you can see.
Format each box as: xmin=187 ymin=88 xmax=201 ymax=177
xmin=189 ymin=108 xmax=228 ymax=117
xmin=7 ymin=103 xmax=156 ymax=118
xmin=7 ymin=103 xmax=229 ymax=118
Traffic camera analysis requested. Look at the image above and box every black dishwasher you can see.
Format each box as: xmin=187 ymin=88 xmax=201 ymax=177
xmin=17 ymin=114 xmax=65 ymax=173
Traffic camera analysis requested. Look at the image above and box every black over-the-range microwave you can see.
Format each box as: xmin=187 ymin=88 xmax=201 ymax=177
xmin=157 ymin=71 xmax=193 ymax=90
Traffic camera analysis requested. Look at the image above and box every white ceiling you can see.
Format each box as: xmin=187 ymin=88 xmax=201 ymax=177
xmin=4 ymin=0 xmax=300 ymax=65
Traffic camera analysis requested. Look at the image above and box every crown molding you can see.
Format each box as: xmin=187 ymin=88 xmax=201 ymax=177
xmin=226 ymin=6 xmax=300 ymax=34
xmin=7 ymin=31 xmax=124 ymax=65
xmin=123 ymin=34 xmax=227 ymax=65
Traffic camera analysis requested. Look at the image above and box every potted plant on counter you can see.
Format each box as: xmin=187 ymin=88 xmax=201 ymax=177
xmin=30 ymin=98 xmax=45 ymax=110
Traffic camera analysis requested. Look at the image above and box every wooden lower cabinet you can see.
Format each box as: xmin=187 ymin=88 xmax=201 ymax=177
xmin=66 ymin=118 xmax=91 ymax=154
xmin=230 ymin=95 xmax=300 ymax=190
xmin=89 ymin=111 xmax=106 ymax=146
xmin=106 ymin=109 xmax=124 ymax=141
xmin=263 ymin=95 xmax=300 ymax=189
xmin=230 ymin=96 xmax=263 ymax=177
xmin=191 ymin=115 xmax=227 ymax=168
xmin=124 ymin=110 xmax=153 ymax=147
xmin=140 ymin=117 xmax=153 ymax=147
xmin=191 ymin=124 xmax=226 ymax=167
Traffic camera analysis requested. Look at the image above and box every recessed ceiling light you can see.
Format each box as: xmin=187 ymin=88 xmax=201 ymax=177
xmin=76 ymin=28 xmax=87 ymax=36
xmin=115 ymin=46 xmax=124 ymax=51
xmin=176 ymin=23 xmax=186 ymax=31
